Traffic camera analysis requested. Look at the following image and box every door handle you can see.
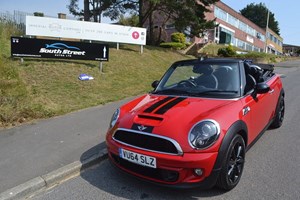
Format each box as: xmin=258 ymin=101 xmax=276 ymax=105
xmin=269 ymin=89 xmax=274 ymax=94
xmin=242 ymin=106 xmax=251 ymax=116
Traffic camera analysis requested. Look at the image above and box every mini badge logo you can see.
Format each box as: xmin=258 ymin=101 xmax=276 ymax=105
xmin=138 ymin=125 xmax=147 ymax=131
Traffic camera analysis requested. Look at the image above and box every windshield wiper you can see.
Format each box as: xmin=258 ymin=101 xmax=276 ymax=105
xmin=153 ymin=89 xmax=238 ymax=97
xmin=197 ymin=90 xmax=238 ymax=95
xmin=193 ymin=90 xmax=238 ymax=96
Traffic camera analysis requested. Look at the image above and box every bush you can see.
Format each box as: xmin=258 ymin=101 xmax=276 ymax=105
xmin=0 ymin=22 xmax=23 ymax=57
xmin=171 ymin=32 xmax=186 ymax=43
xmin=160 ymin=42 xmax=186 ymax=50
xmin=217 ymin=45 xmax=236 ymax=57
xmin=34 ymin=12 xmax=44 ymax=17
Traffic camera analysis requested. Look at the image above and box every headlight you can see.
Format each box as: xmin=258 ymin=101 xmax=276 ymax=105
xmin=188 ymin=120 xmax=220 ymax=149
xmin=109 ymin=108 xmax=120 ymax=129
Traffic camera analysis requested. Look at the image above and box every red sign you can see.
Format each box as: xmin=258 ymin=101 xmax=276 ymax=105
xmin=132 ymin=31 xmax=140 ymax=39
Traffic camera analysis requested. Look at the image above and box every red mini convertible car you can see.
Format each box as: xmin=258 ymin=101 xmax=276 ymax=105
xmin=106 ymin=58 xmax=285 ymax=190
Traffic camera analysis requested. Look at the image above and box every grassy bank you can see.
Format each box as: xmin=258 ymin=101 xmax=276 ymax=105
xmin=0 ymin=23 xmax=193 ymax=127
xmin=199 ymin=43 xmax=288 ymax=63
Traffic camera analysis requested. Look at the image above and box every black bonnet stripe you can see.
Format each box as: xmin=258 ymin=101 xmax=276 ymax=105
xmin=155 ymin=97 xmax=186 ymax=115
xmin=143 ymin=96 xmax=175 ymax=113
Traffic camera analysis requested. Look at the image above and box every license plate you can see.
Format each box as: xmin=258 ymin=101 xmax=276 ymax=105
xmin=119 ymin=148 xmax=156 ymax=168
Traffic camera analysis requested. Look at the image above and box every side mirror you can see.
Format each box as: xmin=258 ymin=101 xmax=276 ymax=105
xmin=256 ymin=82 xmax=270 ymax=94
xmin=151 ymin=80 xmax=159 ymax=88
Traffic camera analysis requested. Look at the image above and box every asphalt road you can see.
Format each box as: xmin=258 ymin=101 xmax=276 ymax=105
xmin=31 ymin=60 xmax=300 ymax=200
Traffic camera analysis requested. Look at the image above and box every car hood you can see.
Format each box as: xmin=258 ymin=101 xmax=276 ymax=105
xmin=117 ymin=94 xmax=240 ymax=151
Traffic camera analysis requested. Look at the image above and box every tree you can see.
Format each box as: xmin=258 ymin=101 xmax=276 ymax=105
xmin=33 ymin=12 xmax=44 ymax=17
xmin=84 ymin=0 xmax=89 ymax=21
xmin=67 ymin=0 xmax=218 ymax=44
xmin=118 ymin=14 xmax=139 ymax=26
xmin=67 ymin=0 xmax=135 ymax=22
xmin=240 ymin=3 xmax=280 ymax=35
xmin=137 ymin=0 xmax=218 ymax=44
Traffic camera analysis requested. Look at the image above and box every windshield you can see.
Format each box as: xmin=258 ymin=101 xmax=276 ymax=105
xmin=152 ymin=61 xmax=241 ymax=98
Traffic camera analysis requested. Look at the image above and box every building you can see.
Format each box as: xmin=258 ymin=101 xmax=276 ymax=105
xmin=282 ymin=44 xmax=300 ymax=56
xmin=265 ymin=28 xmax=283 ymax=55
xmin=199 ymin=1 xmax=283 ymax=55
xmin=149 ymin=1 xmax=283 ymax=55
xmin=203 ymin=1 xmax=267 ymax=53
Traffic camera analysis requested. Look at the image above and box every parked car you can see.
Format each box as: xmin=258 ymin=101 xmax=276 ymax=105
xmin=106 ymin=58 xmax=285 ymax=190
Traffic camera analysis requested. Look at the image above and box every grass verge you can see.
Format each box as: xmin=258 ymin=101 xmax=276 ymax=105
xmin=0 ymin=26 xmax=193 ymax=127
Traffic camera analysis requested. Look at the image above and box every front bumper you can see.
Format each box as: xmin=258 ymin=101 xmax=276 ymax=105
xmin=107 ymin=137 xmax=220 ymax=188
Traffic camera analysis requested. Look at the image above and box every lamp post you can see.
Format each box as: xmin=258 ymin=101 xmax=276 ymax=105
xmin=264 ymin=8 xmax=270 ymax=53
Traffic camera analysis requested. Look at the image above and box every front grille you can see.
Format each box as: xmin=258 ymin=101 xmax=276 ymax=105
xmin=113 ymin=128 xmax=182 ymax=155
xmin=111 ymin=153 xmax=179 ymax=183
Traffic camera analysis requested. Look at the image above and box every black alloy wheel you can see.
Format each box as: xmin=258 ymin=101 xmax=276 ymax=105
xmin=216 ymin=134 xmax=245 ymax=190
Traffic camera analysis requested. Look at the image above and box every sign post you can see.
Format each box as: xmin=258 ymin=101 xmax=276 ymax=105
xmin=99 ymin=62 xmax=103 ymax=73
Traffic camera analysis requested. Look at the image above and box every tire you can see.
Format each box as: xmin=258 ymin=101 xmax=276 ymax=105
xmin=216 ymin=134 xmax=245 ymax=190
xmin=270 ymin=94 xmax=285 ymax=129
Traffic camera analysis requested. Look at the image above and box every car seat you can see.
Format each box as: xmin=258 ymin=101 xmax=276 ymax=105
xmin=193 ymin=64 xmax=218 ymax=89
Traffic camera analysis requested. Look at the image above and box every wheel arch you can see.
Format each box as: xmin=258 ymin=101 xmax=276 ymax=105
xmin=276 ymin=88 xmax=285 ymax=113
xmin=281 ymin=89 xmax=285 ymax=97
xmin=213 ymin=120 xmax=248 ymax=170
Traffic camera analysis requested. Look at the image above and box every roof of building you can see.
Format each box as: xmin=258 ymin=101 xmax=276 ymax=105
xmin=283 ymin=44 xmax=300 ymax=48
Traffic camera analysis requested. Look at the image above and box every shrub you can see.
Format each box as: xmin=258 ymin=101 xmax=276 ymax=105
xmin=34 ymin=12 xmax=44 ymax=17
xmin=171 ymin=32 xmax=186 ymax=43
xmin=160 ymin=42 xmax=186 ymax=50
xmin=217 ymin=45 xmax=236 ymax=57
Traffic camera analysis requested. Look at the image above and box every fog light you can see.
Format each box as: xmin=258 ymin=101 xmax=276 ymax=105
xmin=194 ymin=168 xmax=203 ymax=176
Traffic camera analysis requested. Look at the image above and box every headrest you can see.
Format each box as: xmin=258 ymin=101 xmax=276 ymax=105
xmin=250 ymin=65 xmax=262 ymax=73
xmin=245 ymin=63 xmax=262 ymax=75
xmin=193 ymin=64 xmax=213 ymax=75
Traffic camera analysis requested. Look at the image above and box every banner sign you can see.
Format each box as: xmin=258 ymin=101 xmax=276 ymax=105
xmin=11 ymin=37 xmax=109 ymax=61
xmin=26 ymin=16 xmax=147 ymax=45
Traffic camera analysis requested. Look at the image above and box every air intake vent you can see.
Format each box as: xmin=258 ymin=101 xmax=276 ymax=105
xmin=138 ymin=115 xmax=163 ymax=121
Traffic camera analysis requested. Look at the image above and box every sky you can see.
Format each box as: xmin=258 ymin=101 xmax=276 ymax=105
xmin=0 ymin=0 xmax=299 ymax=45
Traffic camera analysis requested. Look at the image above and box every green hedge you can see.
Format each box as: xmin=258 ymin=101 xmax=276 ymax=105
xmin=171 ymin=32 xmax=186 ymax=43
xmin=217 ymin=45 xmax=236 ymax=57
xmin=160 ymin=42 xmax=186 ymax=50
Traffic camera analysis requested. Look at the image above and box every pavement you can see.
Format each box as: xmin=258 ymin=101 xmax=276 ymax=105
xmin=0 ymin=97 xmax=134 ymax=200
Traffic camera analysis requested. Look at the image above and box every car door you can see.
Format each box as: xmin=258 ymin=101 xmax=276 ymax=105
xmin=240 ymin=68 xmax=278 ymax=144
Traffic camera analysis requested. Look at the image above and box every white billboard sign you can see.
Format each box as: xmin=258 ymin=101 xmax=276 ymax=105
xmin=26 ymin=16 xmax=146 ymax=45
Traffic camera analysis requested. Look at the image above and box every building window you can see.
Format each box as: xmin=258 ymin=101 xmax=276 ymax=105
xmin=215 ymin=6 xmax=227 ymax=22
xmin=246 ymin=26 xmax=255 ymax=36
xmin=253 ymin=46 xmax=260 ymax=52
xmin=256 ymin=32 xmax=265 ymax=42
xmin=219 ymin=27 xmax=234 ymax=45
xmin=237 ymin=39 xmax=246 ymax=50
xmin=246 ymin=43 xmax=253 ymax=51
xmin=228 ymin=14 xmax=238 ymax=27
xmin=238 ymin=21 xmax=247 ymax=32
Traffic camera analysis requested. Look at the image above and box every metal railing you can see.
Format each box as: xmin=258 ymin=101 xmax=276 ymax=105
xmin=0 ymin=10 xmax=32 ymax=32
xmin=0 ymin=10 xmax=77 ymax=33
